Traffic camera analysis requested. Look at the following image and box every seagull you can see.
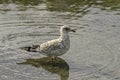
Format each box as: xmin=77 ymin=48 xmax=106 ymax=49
xmin=20 ymin=25 xmax=76 ymax=57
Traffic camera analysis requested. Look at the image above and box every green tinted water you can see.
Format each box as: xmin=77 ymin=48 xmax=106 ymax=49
xmin=0 ymin=0 xmax=120 ymax=80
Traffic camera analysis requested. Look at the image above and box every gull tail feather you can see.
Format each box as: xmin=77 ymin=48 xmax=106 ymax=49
xmin=20 ymin=45 xmax=39 ymax=52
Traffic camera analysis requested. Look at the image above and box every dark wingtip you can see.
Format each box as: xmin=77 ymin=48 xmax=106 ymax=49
xmin=20 ymin=46 xmax=31 ymax=51
xmin=19 ymin=45 xmax=39 ymax=52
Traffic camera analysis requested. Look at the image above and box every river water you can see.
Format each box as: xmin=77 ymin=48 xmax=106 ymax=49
xmin=0 ymin=0 xmax=120 ymax=80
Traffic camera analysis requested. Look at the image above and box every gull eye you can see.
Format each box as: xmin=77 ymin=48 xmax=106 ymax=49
xmin=65 ymin=27 xmax=69 ymax=31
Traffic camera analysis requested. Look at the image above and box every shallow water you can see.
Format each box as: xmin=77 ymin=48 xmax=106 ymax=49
xmin=0 ymin=0 xmax=120 ymax=80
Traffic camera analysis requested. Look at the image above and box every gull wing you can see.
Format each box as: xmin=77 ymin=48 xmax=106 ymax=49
xmin=40 ymin=39 xmax=63 ymax=53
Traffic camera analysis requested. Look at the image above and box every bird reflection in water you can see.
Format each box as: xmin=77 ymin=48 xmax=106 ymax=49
xmin=17 ymin=57 xmax=69 ymax=80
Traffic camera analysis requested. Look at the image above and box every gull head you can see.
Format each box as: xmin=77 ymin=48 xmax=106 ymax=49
xmin=61 ymin=25 xmax=76 ymax=33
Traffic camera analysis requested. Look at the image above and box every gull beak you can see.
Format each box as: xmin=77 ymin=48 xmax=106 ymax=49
xmin=70 ymin=29 xmax=76 ymax=32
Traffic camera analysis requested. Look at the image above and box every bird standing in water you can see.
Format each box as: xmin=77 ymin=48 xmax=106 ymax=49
xmin=20 ymin=25 xmax=76 ymax=58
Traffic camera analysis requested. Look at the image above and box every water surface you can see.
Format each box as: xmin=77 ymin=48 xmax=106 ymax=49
xmin=0 ymin=0 xmax=120 ymax=80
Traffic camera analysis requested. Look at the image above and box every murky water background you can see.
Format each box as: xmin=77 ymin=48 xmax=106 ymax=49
xmin=0 ymin=0 xmax=120 ymax=80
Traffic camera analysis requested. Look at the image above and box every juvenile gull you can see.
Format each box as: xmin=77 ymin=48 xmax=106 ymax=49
xmin=20 ymin=25 xmax=75 ymax=57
